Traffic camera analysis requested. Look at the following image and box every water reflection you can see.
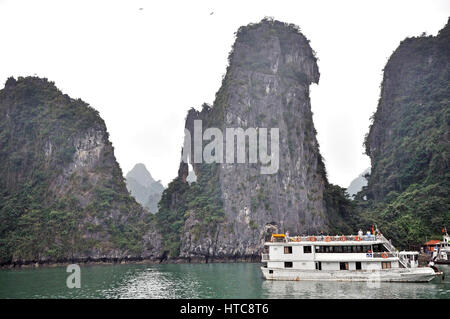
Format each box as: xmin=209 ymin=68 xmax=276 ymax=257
xmin=0 ymin=263 xmax=448 ymax=299
xmin=101 ymin=267 xmax=203 ymax=299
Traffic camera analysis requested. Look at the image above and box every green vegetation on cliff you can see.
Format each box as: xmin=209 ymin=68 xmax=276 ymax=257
xmin=0 ymin=77 xmax=154 ymax=264
xmin=354 ymin=20 xmax=450 ymax=248
xmin=156 ymin=163 xmax=224 ymax=257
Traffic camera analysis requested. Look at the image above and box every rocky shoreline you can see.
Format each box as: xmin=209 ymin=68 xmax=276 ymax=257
xmin=0 ymin=255 xmax=262 ymax=269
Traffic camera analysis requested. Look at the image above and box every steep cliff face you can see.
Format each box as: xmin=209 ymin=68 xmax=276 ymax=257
xmin=0 ymin=77 xmax=161 ymax=264
xmin=358 ymin=19 xmax=450 ymax=247
xmin=365 ymin=21 xmax=449 ymax=200
xmin=157 ymin=19 xmax=351 ymax=260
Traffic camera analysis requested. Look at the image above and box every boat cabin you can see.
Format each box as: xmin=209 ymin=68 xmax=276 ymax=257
xmin=262 ymin=234 xmax=401 ymax=272
xmin=398 ymin=251 xmax=419 ymax=268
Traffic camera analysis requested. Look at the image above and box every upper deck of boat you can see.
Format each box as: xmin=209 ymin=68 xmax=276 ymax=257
xmin=265 ymin=234 xmax=386 ymax=246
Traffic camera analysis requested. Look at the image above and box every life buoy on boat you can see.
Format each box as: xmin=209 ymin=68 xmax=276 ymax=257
xmin=309 ymin=236 xmax=317 ymax=242
xmin=382 ymin=252 xmax=388 ymax=259
xmin=355 ymin=236 xmax=362 ymax=241
xmin=325 ymin=236 xmax=331 ymax=242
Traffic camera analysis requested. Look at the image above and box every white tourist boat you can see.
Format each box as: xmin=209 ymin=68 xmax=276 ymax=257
xmin=433 ymin=229 xmax=450 ymax=264
xmin=261 ymin=232 xmax=442 ymax=282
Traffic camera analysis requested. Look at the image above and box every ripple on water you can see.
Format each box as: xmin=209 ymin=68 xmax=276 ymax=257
xmin=99 ymin=268 xmax=203 ymax=299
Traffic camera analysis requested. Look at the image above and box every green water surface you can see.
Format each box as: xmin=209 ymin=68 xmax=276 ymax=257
xmin=0 ymin=263 xmax=448 ymax=299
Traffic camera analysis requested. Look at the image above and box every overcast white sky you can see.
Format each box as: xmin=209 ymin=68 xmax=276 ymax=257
xmin=0 ymin=0 xmax=448 ymax=188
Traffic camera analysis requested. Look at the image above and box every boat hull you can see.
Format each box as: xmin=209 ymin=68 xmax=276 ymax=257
xmin=261 ymin=267 xmax=438 ymax=282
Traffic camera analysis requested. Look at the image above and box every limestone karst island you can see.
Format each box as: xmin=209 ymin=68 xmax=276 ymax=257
xmin=0 ymin=1 xmax=448 ymax=304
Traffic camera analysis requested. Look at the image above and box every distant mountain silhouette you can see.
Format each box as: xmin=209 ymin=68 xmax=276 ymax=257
xmin=126 ymin=163 xmax=164 ymax=213
xmin=347 ymin=167 xmax=370 ymax=198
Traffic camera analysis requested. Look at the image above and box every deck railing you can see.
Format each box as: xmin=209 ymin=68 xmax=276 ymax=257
xmin=275 ymin=234 xmax=381 ymax=243
xmin=379 ymin=234 xmax=397 ymax=252
xmin=261 ymin=251 xmax=401 ymax=263
xmin=377 ymin=234 xmax=411 ymax=268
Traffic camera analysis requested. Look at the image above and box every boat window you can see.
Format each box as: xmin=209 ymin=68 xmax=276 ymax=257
xmin=284 ymin=246 xmax=292 ymax=254
xmin=372 ymin=244 xmax=388 ymax=252
xmin=284 ymin=262 xmax=293 ymax=268
xmin=339 ymin=262 xmax=349 ymax=270
xmin=269 ymin=270 xmax=273 ymax=274
xmin=315 ymin=262 xmax=322 ymax=270
xmin=316 ymin=245 xmax=327 ymax=253
xmin=382 ymin=262 xmax=391 ymax=269
xmin=312 ymin=245 xmax=377 ymax=253
xmin=356 ymin=262 xmax=362 ymax=270
xmin=303 ymin=246 xmax=312 ymax=253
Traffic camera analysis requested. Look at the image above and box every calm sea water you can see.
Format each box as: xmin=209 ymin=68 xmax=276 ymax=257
xmin=0 ymin=263 xmax=449 ymax=299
